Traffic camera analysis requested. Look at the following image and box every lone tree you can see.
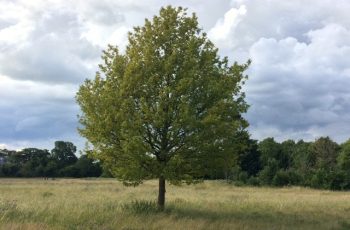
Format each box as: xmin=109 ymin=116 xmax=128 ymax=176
xmin=76 ymin=6 xmax=249 ymax=210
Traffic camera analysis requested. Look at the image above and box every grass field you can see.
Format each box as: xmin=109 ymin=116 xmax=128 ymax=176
xmin=0 ymin=179 xmax=349 ymax=229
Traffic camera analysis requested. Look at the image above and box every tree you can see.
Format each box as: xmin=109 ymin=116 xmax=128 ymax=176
xmin=205 ymin=131 xmax=250 ymax=180
xmin=310 ymin=137 xmax=339 ymax=170
xmin=74 ymin=155 xmax=102 ymax=177
xmin=338 ymin=139 xmax=350 ymax=171
xmin=76 ymin=6 xmax=249 ymax=210
xmin=258 ymin=138 xmax=292 ymax=171
xmin=279 ymin=140 xmax=294 ymax=169
xmin=258 ymin=138 xmax=280 ymax=166
xmin=238 ymin=137 xmax=261 ymax=177
xmin=51 ymin=141 xmax=78 ymax=168
xmin=290 ymin=140 xmax=312 ymax=185
xmin=17 ymin=148 xmax=50 ymax=177
xmin=291 ymin=141 xmax=312 ymax=170
xmin=335 ymin=139 xmax=350 ymax=189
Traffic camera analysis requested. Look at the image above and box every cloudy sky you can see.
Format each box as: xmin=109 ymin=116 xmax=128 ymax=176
xmin=1 ymin=0 xmax=350 ymax=150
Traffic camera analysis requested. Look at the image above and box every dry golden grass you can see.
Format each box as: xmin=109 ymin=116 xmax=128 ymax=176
xmin=0 ymin=178 xmax=349 ymax=229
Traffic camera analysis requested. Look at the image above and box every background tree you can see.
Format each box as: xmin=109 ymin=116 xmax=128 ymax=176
xmin=239 ymin=139 xmax=261 ymax=177
xmin=17 ymin=148 xmax=50 ymax=177
xmin=279 ymin=140 xmax=294 ymax=169
xmin=51 ymin=141 xmax=78 ymax=169
xmin=258 ymin=138 xmax=281 ymax=167
xmin=76 ymin=6 xmax=250 ymax=209
xmin=290 ymin=140 xmax=312 ymax=185
xmin=338 ymin=139 xmax=350 ymax=171
xmin=74 ymin=155 xmax=102 ymax=177
xmin=310 ymin=137 xmax=339 ymax=170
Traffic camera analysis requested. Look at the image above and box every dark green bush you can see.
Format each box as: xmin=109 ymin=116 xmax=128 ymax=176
xmin=328 ymin=171 xmax=350 ymax=190
xmin=238 ymin=171 xmax=249 ymax=183
xmin=272 ymin=170 xmax=290 ymax=186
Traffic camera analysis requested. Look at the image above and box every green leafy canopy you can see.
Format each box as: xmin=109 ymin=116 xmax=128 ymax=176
xmin=76 ymin=6 xmax=250 ymax=186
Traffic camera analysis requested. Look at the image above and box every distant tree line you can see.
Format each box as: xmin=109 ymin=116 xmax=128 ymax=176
xmin=1 ymin=137 xmax=349 ymax=190
xmin=212 ymin=134 xmax=350 ymax=190
xmin=0 ymin=141 xmax=102 ymax=178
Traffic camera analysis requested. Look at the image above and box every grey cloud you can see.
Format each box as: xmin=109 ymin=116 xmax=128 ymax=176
xmin=244 ymin=22 xmax=350 ymax=142
xmin=0 ymin=99 xmax=79 ymax=141
xmin=0 ymin=74 xmax=81 ymax=149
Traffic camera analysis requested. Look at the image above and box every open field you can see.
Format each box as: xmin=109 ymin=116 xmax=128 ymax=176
xmin=0 ymin=179 xmax=350 ymax=229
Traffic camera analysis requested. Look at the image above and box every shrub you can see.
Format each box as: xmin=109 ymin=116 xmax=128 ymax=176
xmin=238 ymin=171 xmax=249 ymax=183
xmin=272 ymin=170 xmax=290 ymax=186
xmin=328 ymin=171 xmax=350 ymax=190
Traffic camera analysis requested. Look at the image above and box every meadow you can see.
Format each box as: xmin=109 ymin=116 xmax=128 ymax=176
xmin=0 ymin=179 xmax=349 ymax=230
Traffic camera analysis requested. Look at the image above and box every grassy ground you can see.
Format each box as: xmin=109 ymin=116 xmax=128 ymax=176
xmin=0 ymin=179 xmax=349 ymax=229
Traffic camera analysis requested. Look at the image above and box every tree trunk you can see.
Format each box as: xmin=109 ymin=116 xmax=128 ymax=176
xmin=158 ymin=176 xmax=166 ymax=210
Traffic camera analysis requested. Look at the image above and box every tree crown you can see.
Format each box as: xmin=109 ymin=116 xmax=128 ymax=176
xmin=76 ymin=6 xmax=250 ymax=185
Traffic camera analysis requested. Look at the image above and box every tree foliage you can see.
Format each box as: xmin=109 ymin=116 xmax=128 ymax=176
xmin=338 ymin=139 xmax=350 ymax=171
xmin=76 ymin=6 xmax=250 ymax=208
xmin=309 ymin=137 xmax=339 ymax=170
xmin=230 ymin=136 xmax=350 ymax=190
xmin=51 ymin=141 xmax=78 ymax=168
xmin=0 ymin=141 xmax=101 ymax=178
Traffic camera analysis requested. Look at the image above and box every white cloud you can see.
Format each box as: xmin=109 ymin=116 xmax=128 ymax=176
xmin=208 ymin=5 xmax=246 ymax=43
xmin=0 ymin=2 xmax=33 ymax=45
xmin=0 ymin=21 xmax=33 ymax=45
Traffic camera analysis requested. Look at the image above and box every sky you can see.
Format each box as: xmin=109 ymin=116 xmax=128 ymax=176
xmin=1 ymin=0 xmax=350 ymax=151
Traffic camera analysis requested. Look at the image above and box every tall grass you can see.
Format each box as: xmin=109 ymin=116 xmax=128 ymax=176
xmin=0 ymin=178 xmax=349 ymax=229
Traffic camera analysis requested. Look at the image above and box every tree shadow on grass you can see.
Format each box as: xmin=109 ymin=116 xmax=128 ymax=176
xmin=121 ymin=200 xmax=348 ymax=229
xmin=164 ymin=202 xmax=346 ymax=229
